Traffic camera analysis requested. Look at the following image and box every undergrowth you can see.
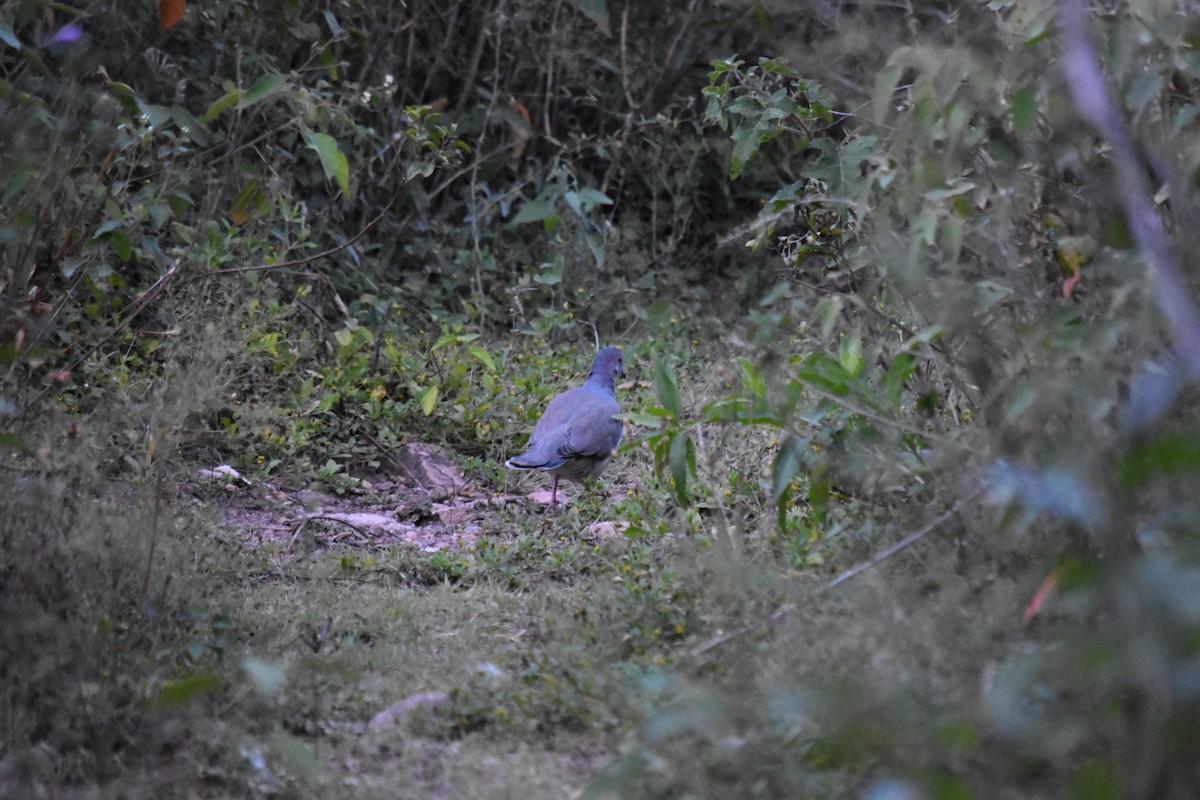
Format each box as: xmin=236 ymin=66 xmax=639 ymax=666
xmin=5 ymin=0 xmax=1200 ymax=798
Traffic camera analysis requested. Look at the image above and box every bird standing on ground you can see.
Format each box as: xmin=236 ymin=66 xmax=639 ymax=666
xmin=505 ymin=346 xmax=625 ymax=507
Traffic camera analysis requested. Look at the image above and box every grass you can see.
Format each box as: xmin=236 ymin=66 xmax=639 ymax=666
xmin=0 ymin=445 xmax=811 ymax=798
xmin=5 ymin=0 xmax=1198 ymax=791
xmin=0 ymin=331 xmax=1133 ymax=799
xmin=189 ymin=526 xmax=817 ymax=798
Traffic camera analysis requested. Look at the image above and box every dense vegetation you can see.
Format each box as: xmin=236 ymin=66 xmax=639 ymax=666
xmin=4 ymin=0 xmax=1200 ymax=797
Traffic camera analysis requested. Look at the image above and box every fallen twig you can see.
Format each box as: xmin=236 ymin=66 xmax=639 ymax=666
xmin=689 ymin=603 xmax=797 ymax=659
xmin=817 ymin=488 xmax=981 ymax=593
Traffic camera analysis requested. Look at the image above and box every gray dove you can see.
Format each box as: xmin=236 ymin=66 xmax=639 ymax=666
xmin=505 ymin=346 xmax=625 ymax=507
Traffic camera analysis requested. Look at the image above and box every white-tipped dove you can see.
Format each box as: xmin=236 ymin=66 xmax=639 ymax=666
xmin=505 ymin=346 xmax=624 ymax=507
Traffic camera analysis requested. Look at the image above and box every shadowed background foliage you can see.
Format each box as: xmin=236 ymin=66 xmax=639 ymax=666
xmin=4 ymin=0 xmax=1200 ymax=797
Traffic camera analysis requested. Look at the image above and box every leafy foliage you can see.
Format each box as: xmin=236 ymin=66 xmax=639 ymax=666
xmin=608 ymin=4 xmax=1200 ymax=797
xmin=5 ymin=0 xmax=1200 ymax=797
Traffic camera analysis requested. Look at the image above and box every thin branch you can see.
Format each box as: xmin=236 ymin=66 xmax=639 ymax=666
xmin=689 ymin=603 xmax=796 ymax=658
xmin=543 ymin=0 xmax=562 ymax=137
xmin=817 ymin=487 xmax=981 ymax=593
xmin=469 ymin=1 xmax=507 ymax=304
xmin=202 ymin=180 xmax=409 ymax=278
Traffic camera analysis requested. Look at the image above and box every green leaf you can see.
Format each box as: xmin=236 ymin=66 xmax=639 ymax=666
xmin=201 ymin=89 xmax=242 ymax=122
xmin=872 ymin=61 xmax=903 ymax=124
xmin=167 ymin=190 xmax=194 ymax=218
xmin=577 ymin=187 xmax=613 ymax=209
xmin=807 ymin=468 xmax=830 ymax=525
xmin=900 ymin=326 xmax=943 ymax=350
xmin=667 ymin=431 xmax=692 ymax=505
xmin=431 ymin=332 xmax=459 ymax=350
xmin=819 ymin=296 xmax=843 ymax=338
xmin=0 ymin=431 xmax=28 ymax=451
xmin=266 ymin=731 xmax=319 ymax=777
xmin=1010 ymin=86 xmax=1037 ymax=135
xmin=230 ymin=178 xmax=267 ymax=225
xmin=759 ymin=57 xmax=797 ymax=78
xmin=322 ymin=10 xmax=344 ymax=37
xmin=625 ymin=410 xmax=672 ymax=426
xmin=1067 ymin=760 xmax=1119 ymax=800
xmin=111 ymin=230 xmax=132 ymax=261
xmin=564 ymin=190 xmax=582 ymax=217
xmin=708 ymin=56 xmax=742 ymax=77
xmin=240 ymin=73 xmax=286 ymax=108
xmin=468 ymin=345 xmax=496 ymax=372
xmin=704 ymin=94 xmax=727 ymax=129
xmin=1124 ymin=70 xmax=1164 ymax=117
xmin=738 ymin=357 xmax=767 ymax=400
xmin=729 ymin=119 xmax=779 ymax=180
xmin=136 ymin=101 xmax=173 ymax=127
xmin=2 ymin=163 xmax=34 ymax=202
xmin=0 ymin=17 xmax=21 ymax=51
xmin=936 ymin=717 xmax=979 ymax=751
xmin=883 ymin=353 xmax=917 ymax=408
xmin=1121 ymin=433 xmax=1200 ymax=487
xmin=653 ymin=360 xmax=682 ymax=418
xmin=570 ymin=0 xmax=609 ymax=34
xmin=772 ymin=434 xmax=806 ymax=499
xmin=303 ymin=130 xmax=350 ymax=196
xmin=105 ymin=80 xmax=141 ymax=114
xmin=924 ymin=181 xmax=976 ymax=202
xmin=793 ymin=358 xmax=837 ymax=395
xmin=90 ymin=218 xmax=123 ymax=239
xmin=157 ymin=672 xmax=222 ymax=706
xmin=927 ymin=772 xmax=972 ymax=800
xmin=837 ymin=334 xmax=862 ymax=376
xmin=420 ymin=384 xmax=440 ymax=416
xmin=243 ymin=657 xmax=287 ymax=697
xmin=939 ymin=216 xmax=964 ymax=261
xmin=513 ymin=194 xmax=555 ymax=224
